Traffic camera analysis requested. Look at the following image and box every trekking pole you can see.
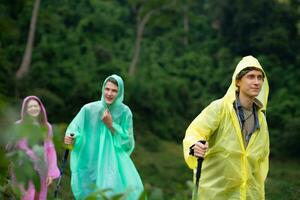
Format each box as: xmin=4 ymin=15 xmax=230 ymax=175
xmin=54 ymin=133 xmax=74 ymax=198
xmin=189 ymin=140 xmax=206 ymax=200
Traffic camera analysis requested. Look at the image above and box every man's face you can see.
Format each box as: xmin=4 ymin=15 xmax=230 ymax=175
xmin=236 ymin=69 xmax=264 ymax=98
xmin=104 ymin=81 xmax=118 ymax=105
xmin=27 ymin=99 xmax=41 ymax=117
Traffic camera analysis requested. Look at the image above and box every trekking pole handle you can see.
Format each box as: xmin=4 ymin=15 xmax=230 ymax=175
xmin=54 ymin=133 xmax=74 ymax=198
xmin=198 ymin=140 xmax=206 ymax=160
xmin=189 ymin=140 xmax=206 ymax=158
xmin=192 ymin=140 xmax=206 ymax=199
xmin=66 ymin=133 xmax=75 ymax=150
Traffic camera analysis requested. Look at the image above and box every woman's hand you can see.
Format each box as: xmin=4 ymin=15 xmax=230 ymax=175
xmin=46 ymin=176 xmax=53 ymax=186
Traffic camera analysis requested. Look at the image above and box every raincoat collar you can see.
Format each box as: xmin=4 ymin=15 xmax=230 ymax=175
xmin=225 ymin=55 xmax=269 ymax=112
xmin=100 ymin=74 xmax=124 ymax=110
xmin=234 ymin=94 xmax=260 ymax=133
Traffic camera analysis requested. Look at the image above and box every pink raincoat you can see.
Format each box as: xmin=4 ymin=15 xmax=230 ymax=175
xmin=14 ymin=96 xmax=60 ymax=200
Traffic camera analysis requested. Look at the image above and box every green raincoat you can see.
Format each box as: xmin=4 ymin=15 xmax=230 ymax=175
xmin=66 ymin=75 xmax=144 ymax=199
xmin=183 ymin=56 xmax=269 ymax=200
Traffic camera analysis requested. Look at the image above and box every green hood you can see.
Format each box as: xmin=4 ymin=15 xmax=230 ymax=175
xmin=100 ymin=74 xmax=125 ymax=110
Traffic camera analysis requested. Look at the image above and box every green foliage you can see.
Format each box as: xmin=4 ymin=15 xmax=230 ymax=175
xmin=84 ymin=188 xmax=125 ymax=200
xmin=0 ymin=0 xmax=300 ymax=198
xmin=8 ymin=149 xmax=42 ymax=192
xmin=266 ymin=159 xmax=300 ymax=200
xmin=268 ymin=87 xmax=300 ymax=157
xmin=1 ymin=0 xmax=299 ymax=157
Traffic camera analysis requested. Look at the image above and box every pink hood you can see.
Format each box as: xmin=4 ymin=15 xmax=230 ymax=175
xmin=17 ymin=96 xmax=52 ymax=137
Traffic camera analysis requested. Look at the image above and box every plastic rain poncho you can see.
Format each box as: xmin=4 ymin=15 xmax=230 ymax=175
xmin=66 ymin=74 xmax=144 ymax=199
xmin=183 ymin=56 xmax=270 ymax=200
xmin=15 ymin=96 xmax=60 ymax=200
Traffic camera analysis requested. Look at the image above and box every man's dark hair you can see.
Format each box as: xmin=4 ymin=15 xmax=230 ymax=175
xmin=107 ymin=77 xmax=118 ymax=86
xmin=236 ymin=67 xmax=265 ymax=80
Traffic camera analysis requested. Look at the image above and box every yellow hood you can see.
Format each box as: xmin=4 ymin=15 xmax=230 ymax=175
xmin=225 ymin=55 xmax=269 ymax=111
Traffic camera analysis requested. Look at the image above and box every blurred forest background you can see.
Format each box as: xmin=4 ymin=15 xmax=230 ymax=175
xmin=0 ymin=0 xmax=299 ymax=199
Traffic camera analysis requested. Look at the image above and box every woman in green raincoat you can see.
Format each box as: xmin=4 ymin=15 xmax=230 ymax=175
xmin=183 ymin=55 xmax=269 ymax=200
xmin=64 ymin=74 xmax=144 ymax=199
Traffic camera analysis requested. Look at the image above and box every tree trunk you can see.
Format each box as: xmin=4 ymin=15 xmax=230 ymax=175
xmin=128 ymin=1 xmax=175 ymax=77
xmin=128 ymin=10 xmax=153 ymax=77
xmin=16 ymin=0 xmax=40 ymax=79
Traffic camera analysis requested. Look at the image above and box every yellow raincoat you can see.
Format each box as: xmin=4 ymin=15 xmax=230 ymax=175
xmin=183 ymin=56 xmax=269 ymax=200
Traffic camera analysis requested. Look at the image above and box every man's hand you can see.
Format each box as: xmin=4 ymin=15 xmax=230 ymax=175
xmin=193 ymin=141 xmax=209 ymax=158
xmin=101 ymin=109 xmax=114 ymax=133
xmin=64 ymin=135 xmax=74 ymax=145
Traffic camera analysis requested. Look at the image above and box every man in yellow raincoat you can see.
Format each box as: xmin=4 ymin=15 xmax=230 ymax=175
xmin=183 ymin=55 xmax=269 ymax=200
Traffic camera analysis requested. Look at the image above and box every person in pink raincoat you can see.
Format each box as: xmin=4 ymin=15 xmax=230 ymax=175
xmin=12 ymin=96 xmax=60 ymax=200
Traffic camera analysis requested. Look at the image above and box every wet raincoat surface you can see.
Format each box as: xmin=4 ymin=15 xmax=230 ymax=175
xmin=183 ymin=56 xmax=269 ymax=200
xmin=15 ymin=96 xmax=60 ymax=200
xmin=66 ymin=75 xmax=144 ymax=199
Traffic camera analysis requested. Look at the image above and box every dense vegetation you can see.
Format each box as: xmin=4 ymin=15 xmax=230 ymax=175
xmin=0 ymin=0 xmax=299 ymax=199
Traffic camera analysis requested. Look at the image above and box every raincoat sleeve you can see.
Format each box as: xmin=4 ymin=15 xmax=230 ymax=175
xmin=183 ymin=100 xmax=222 ymax=169
xmin=259 ymin=118 xmax=270 ymax=191
xmin=65 ymin=106 xmax=86 ymax=150
xmin=260 ymin=143 xmax=269 ymax=196
xmin=45 ymin=123 xmax=60 ymax=179
xmin=112 ymin=108 xmax=134 ymax=155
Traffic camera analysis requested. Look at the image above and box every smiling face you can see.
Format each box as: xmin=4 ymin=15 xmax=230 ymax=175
xmin=26 ymin=99 xmax=41 ymax=117
xmin=236 ymin=69 xmax=264 ymax=99
xmin=104 ymin=81 xmax=118 ymax=105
